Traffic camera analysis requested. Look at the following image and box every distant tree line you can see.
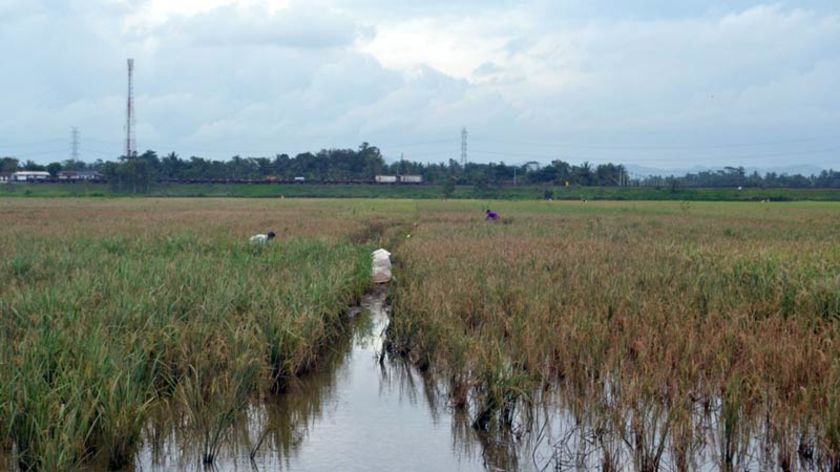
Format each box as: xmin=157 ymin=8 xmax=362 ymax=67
xmin=639 ymin=166 xmax=840 ymax=189
xmin=2 ymin=144 xmax=838 ymax=194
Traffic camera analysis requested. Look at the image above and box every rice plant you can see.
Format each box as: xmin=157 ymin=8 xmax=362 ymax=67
xmin=0 ymin=198 xmax=386 ymax=470
xmin=387 ymin=200 xmax=840 ymax=470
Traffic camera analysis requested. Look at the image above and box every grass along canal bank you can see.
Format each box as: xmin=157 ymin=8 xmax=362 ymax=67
xmin=0 ymin=199 xmax=411 ymax=470
xmin=2 ymin=199 xmax=839 ymax=470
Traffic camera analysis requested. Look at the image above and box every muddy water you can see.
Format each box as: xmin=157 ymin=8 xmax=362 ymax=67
xmin=135 ymin=289 xmax=521 ymax=471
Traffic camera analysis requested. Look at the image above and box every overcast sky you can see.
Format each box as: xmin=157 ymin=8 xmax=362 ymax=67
xmin=1 ymin=0 xmax=838 ymax=169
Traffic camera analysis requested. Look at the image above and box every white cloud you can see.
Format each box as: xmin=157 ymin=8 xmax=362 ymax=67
xmin=360 ymin=16 xmax=516 ymax=80
xmin=0 ymin=0 xmax=838 ymax=168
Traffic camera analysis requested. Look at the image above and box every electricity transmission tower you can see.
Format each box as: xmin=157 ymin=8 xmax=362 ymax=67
xmin=460 ymin=127 xmax=468 ymax=166
xmin=124 ymin=58 xmax=136 ymax=158
xmin=71 ymin=127 xmax=79 ymax=160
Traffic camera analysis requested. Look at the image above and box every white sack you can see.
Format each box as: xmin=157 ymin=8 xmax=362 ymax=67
xmin=372 ymin=248 xmax=392 ymax=283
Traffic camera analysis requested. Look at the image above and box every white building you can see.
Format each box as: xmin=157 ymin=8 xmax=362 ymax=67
xmin=399 ymin=175 xmax=423 ymax=183
xmin=12 ymin=171 xmax=51 ymax=182
xmin=375 ymin=175 xmax=398 ymax=183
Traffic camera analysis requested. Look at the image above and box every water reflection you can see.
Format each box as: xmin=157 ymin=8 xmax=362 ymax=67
xmin=136 ymin=289 xmax=507 ymax=471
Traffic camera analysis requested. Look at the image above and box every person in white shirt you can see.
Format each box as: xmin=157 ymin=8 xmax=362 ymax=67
xmin=249 ymin=231 xmax=276 ymax=244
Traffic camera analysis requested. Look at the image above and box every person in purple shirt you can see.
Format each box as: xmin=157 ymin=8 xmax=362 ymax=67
xmin=485 ymin=209 xmax=500 ymax=221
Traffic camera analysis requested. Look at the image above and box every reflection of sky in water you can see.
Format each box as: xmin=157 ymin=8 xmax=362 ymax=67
xmin=135 ymin=290 xmax=493 ymax=472
xmin=270 ymin=297 xmax=482 ymax=471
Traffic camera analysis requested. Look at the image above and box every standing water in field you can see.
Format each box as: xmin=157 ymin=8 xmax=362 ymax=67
xmin=112 ymin=288 xmax=781 ymax=472
xmin=133 ymin=287 xmax=519 ymax=471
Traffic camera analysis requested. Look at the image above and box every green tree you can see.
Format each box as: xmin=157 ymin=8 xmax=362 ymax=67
xmin=61 ymin=159 xmax=89 ymax=171
xmin=1 ymin=157 xmax=19 ymax=172
xmin=552 ymin=160 xmax=573 ymax=184
xmin=46 ymin=162 xmax=62 ymax=177
xmin=360 ymin=143 xmax=386 ymax=178
xmin=572 ymin=162 xmax=593 ymax=185
xmin=160 ymin=152 xmax=181 ymax=179
xmin=22 ymin=160 xmax=46 ymax=171
xmin=137 ymin=150 xmax=161 ymax=180
xmin=105 ymin=157 xmax=151 ymax=194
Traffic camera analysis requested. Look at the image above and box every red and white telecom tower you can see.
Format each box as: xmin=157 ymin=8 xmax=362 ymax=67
xmin=124 ymin=58 xmax=136 ymax=159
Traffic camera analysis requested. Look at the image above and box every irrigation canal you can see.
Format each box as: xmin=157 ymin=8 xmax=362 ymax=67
xmin=134 ymin=287 xmax=531 ymax=471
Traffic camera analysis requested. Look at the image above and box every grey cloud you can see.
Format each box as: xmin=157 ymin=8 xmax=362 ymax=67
xmin=154 ymin=5 xmax=360 ymax=50
xmin=1 ymin=0 xmax=838 ymax=168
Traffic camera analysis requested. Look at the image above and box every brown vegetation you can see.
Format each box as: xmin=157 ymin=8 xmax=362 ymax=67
xmin=387 ymin=200 xmax=840 ymax=470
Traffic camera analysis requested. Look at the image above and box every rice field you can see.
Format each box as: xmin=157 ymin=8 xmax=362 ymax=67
xmin=387 ymin=200 xmax=840 ymax=470
xmin=0 ymin=199 xmax=410 ymax=470
xmin=1 ymin=198 xmax=839 ymax=471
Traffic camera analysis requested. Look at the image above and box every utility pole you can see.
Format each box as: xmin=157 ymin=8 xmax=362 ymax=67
xmin=513 ymin=167 xmax=517 ymax=186
xmin=71 ymin=127 xmax=80 ymax=161
xmin=460 ymin=127 xmax=468 ymax=167
xmin=125 ymin=58 xmax=136 ymax=159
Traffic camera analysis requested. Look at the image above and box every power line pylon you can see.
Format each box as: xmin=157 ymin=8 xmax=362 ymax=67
xmin=71 ymin=127 xmax=79 ymax=161
xmin=460 ymin=127 xmax=468 ymax=166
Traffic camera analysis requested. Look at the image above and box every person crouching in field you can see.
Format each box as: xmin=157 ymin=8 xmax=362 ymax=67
xmin=485 ymin=209 xmax=500 ymax=222
xmin=250 ymin=231 xmax=276 ymax=244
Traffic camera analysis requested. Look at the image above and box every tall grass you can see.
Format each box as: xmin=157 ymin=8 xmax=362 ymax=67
xmin=0 ymin=199 xmax=385 ymax=470
xmin=386 ymin=200 xmax=840 ymax=469
xmin=3 ymin=198 xmax=837 ymax=470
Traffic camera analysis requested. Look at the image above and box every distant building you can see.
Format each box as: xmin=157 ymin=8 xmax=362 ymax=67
xmin=294 ymin=176 xmax=306 ymax=182
xmin=0 ymin=172 xmax=11 ymax=183
xmin=399 ymin=175 xmax=423 ymax=184
xmin=12 ymin=171 xmax=51 ymax=182
xmin=58 ymin=170 xmax=104 ymax=181
xmin=375 ymin=175 xmax=398 ymax=184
